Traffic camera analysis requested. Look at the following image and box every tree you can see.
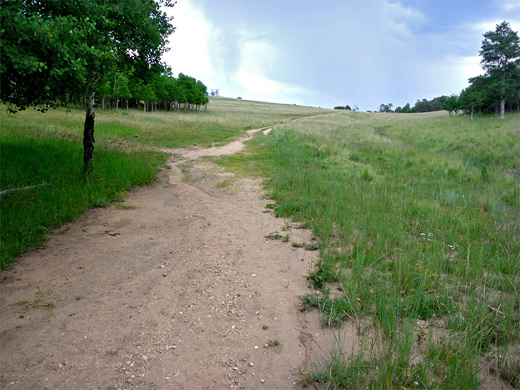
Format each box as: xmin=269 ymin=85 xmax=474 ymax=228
xmin=0 ymin=0 xmax=175 ymax=171
xmin=442 ymin=96 xmax=459 ymax=116
xmin=479 ymin=21 xmax=520 ymax=120
xmin=458 ymin=84 xmax=482 ymax=120
xmin=401 ymin=103 xmax=411 ymax=113
xmin=379 ymin=103 xmax=393 ymax=113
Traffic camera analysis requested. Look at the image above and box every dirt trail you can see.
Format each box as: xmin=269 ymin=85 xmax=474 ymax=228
xmin=0 ymin=124 xmax=353 ymax=389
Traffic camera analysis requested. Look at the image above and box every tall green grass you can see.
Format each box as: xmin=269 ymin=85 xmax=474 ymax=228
xmin=217 ymin=111 xmax=520 ymax=388
xmin=0 ymin=128 xmax=164 ymax=268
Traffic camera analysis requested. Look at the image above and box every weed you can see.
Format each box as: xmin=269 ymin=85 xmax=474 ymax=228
xmin=265 ymin=232 xmax=283 ymax=240
xmin=115 ymin=204 xmax=137 ymax=210
xmin=304 ymin=241 xmax=323 ymax=251
xmin=300 ymin=290 xmax=356 ymax=326
xmin=308 ymin=263 xmax=335 ymax=289
xmin=15 ymin=291 xmax=54 ymax=310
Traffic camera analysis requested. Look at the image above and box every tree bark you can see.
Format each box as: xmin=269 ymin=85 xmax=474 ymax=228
xmin=83 ymin=96 xmax=96 ymax=172
xmin=471 ymin=106 xmax=474 ymax=120
xmin=500 ymin=99 xmax=505 ymax=121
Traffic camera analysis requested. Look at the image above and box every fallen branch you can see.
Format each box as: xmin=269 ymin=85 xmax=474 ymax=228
xmin=0 ymin=182 xmax=50 ymax=196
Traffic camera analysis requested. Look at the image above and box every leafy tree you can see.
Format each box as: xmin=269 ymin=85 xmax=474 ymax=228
xmin=479 ymin=21 xmax=520 ymax=120
xmin=401 ymin=103 xmax=411 ymax=113
xmin=0 ymin=0 xmax=175 ymax=171
xmin=458 ymin=84 xmax=483 ymax=120
xmin=379 ymin=103 xmax=393 ymax=113
xmin=442 ymin=96 xmax=459 ymax=116
xmin=134 ymin=82 xmax=157 ymax=111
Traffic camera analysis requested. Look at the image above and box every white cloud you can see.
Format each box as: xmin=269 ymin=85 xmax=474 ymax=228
xmin=236 ymin=70 xmax=308 ymax=103
xmin=163 ymin=0 xmax=214 ymax=81
xmin=237 ymin=38 xmax=278 ymax=77
xmin=471 ymin=19 xmax=520 ymax=35
xmin=503 ymin=0 xmax=520 ymax=11
xmin=383 ymin=1 xmax=424 ymax=38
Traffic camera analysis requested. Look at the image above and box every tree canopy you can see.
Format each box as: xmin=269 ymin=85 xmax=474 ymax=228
xmin=479 ymin=21 xmax=520 ymax=120
xmin=0 ymin=0 xmax=176 ymax=170
xmin=1 ymin=0 xmax=175 ymax=112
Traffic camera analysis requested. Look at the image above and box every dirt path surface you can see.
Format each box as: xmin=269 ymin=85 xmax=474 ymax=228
xmin=0 ymin=126 xmax=351 ymax=389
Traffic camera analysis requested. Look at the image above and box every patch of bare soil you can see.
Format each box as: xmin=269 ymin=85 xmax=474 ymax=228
xmin=0 ymin=127 xmax=351 ymax=389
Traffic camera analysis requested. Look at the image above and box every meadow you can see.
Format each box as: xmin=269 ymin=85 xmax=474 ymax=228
xmin=0 ymin=98 xmax=329 ymax=267
xmin=1 ymin=98 xmax=519 ymax=388
xmin=216 ymin=110 xmax=520 ymax=389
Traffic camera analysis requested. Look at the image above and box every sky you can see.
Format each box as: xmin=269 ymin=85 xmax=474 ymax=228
xmin=163 ymin=0 xmax=520 ymax=111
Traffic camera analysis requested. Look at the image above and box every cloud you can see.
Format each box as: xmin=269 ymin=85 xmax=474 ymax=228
xmin=163 ymin=0 xmax=214 ymax=81
xmin=382 ymin=1 xmax=424 ymax=39
xmin=236 ymin=71 xmax=309 ymax=103
xmin=503 ymin=0 xmax=520 ymax=11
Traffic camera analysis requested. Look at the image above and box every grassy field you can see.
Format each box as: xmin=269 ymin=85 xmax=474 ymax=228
xmin=2 ymin=99 xmax=519 ymax=388
xmin=216 ymin=110 xmax=520 ymax=389
xmin=0 ymin=98 xmax=329 ymax=267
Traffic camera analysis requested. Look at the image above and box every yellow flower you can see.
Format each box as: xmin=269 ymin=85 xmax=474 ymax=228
xmin=356 ymin=298 xmax=361 ymax=301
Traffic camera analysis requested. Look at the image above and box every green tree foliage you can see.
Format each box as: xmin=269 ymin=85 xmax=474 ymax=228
xmin=458 ymin=84 xmax=483 ymax=120
xmin=0 ymin=0 xmax=175 ymax=170
xmin=400 ymin=103 xmax=412 ymax=113
xmin=479 ymin=21 xmax=520 ymax=120
xmin=379 ymin=103 xmax=393 ymax=112
xmin=442 ymin=96 xmax=459 ymax=116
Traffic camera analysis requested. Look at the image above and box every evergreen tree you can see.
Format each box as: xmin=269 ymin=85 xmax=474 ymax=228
xmin=479 ymin=21 xmax=520 ymax=120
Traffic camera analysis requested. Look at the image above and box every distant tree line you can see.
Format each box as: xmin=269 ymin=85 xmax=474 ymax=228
xmin=454 ymin=22 xmax=519 ymax=120
xmin=95 ymin=72 xmax=209 ymax=112
xmin=380 ymin=96 xmax=449 ymax=113
xmin=334 ymin=104 xmax=358 ymax=111
xmin=383 ymin=22 xmax=519 ymax=120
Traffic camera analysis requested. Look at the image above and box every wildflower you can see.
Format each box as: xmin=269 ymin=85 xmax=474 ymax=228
xmin=414 ymin=381 xmax=419 ymax=386
xmin=393 ymin=373 xmax=397 ymax=378
xmin=356 ymin=297 xmax=361 ymax=302
xmin=448 ymin=296 xmax=453 ymax=300
xmin=436 ymin=295 xmax=440 ymax=299
xmin=440 ymin=294 xmax=444 ymax=298
xmin=458 ymin=302 xmax=462 ymax=308
xmin=302 ymin=371 xmax=307 ymax=375
xmin=403 ymin=308 xmax=407 ymax=312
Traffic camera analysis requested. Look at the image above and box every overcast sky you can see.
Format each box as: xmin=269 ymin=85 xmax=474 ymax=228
xmin=163 ymin=0 xmax=520 ymax=111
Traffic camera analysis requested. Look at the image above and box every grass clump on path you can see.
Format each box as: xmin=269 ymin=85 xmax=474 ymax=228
xmin=218 ymin=111 xmax=520 ymax=389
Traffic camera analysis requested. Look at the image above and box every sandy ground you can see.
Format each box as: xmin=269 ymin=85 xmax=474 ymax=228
xmin=0 ymin=127 xmax=352 ymax=389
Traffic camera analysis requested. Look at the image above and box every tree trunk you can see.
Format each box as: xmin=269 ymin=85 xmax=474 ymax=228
xmin=471 ymin=106 xmax=474 ymax=120
xmin=500 ymin=99 xmax=505 ymax=121
xmin=83 ymin=96 xmax=96 ymax=172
